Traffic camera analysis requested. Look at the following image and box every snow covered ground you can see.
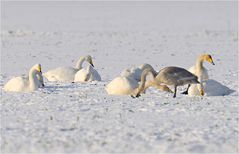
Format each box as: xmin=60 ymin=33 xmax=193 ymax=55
xmin=1 ymin=1 xmax=238 ymax=153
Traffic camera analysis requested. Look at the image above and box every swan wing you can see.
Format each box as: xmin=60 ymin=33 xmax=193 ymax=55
xmin=44 ymin=67 xmax=77 ymax=82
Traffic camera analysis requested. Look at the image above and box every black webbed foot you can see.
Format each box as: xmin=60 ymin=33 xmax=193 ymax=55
xmin=181 ymin=90 xmax=188 ymax=95
xmin=136 ymin=93 xmax=141 ymax=98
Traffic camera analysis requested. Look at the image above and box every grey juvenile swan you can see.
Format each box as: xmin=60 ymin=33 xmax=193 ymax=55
xmin=136 ymin=66 xmax=200 ymax=98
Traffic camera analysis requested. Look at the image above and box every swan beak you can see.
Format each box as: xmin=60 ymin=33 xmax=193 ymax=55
xmin=90 ymin=61 xmax=94 ymax=67
xmin=208 ymin=56 xmax=215 ymax=65
xmin=38 ymin=65 xmax=42 ymax=73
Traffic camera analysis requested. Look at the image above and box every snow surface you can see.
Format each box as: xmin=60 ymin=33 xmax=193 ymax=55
xmin=1 ymin=1 xmax=238 ymax=153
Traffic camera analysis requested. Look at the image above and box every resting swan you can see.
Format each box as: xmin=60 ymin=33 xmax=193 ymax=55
xmin=121 ymin=63 xmax=157 ymax=82
xmin=184 ymin=54 xmax=215 ymax=96
xmin=106 ymin=69 xmax=172 ymax=96
xmin=136 ymin=67 xmax=200 ymax=98
xmin=4 ymin=64 xmax=42 ymax=92
xmin=43 ymin=55 xmax=94 ymax=82
xmin=74 ymin=64 xmax=101 ymax=82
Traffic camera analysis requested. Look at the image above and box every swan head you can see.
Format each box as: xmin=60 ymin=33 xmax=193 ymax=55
xmin=85 ymin=55 xmax=94 ymax=67
xmin=201 ymin=54 xmax=215 ymax=65
xmin=32 ymin=64 xmax=42 ymax=73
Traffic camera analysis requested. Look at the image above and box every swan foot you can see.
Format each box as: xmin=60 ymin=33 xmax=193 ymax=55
xmin=133 ymin=93 xmax=141 ymax=98
xmin=181 ymin=84 xmax=190 ymax=95
xmin=181 ymin=90 xmax=188 ymax=95
xmin=131 ymin=94 xmax=140 ymax=98
xmin=200 ymin=90 xmax=205 ymax=96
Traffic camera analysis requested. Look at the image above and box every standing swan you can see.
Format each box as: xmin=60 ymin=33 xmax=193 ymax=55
xmin=74 ymin=64 xmax=101 ymax=82
xmin=136 ymin=67 xmax=200 ymax=98
xmin=106 ymin=69 xmax=172 ymax=96
xmin=43 ymin=55 xmax=94 ymax=82
xmin=183 ymin=54 xmax=215 ymax=96
xmin=4 ymin=64 xmax=42 ymax=92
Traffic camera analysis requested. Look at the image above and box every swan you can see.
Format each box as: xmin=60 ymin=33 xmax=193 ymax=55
xmin=43 ymin=55 xmax=94 ymax=82
xmin=121 ymin=63 xmax=157 ymax=82
xmin=136 ymin=67 xmax=200 ymax=98
xmin=74 ymin=64 xmax=101 ymax=82
xmin=106 ymin=69 xmax=172 ymax=96
xmin=4 ymin=64 xmax=42 ymax=92
xmin=183 ymin=54 xmax=215 ymax=96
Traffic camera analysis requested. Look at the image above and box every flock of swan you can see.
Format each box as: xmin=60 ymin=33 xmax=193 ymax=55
xmin=4 ymin=54 xmax=229 ymax=98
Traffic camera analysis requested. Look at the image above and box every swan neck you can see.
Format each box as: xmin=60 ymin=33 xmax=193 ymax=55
xmin=196 ymin=57 xmax=204 ymax=71
xmin=29 ymin=70 xmax=38 ymax=91
xmin=137 ymin=70 xmax=153 ymax=94
xmin=75 ymin=57 xmax=85 ymax=70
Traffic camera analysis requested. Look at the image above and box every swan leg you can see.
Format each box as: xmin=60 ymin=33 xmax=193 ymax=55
xmin=173 ymin=86 xmax=177 ymax=98
xmin=181 ymin=84 xmax=191 ymax=94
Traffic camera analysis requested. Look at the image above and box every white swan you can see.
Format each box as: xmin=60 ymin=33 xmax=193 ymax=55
xmin=121 ymin=63 xmax=157 ymax=82
xmin=4 ymin=64 xmax=42 ymax=92
xmin=74 ymin=65 xmax=101 ymax=82
xmin=187 ymin=54 xmax=215 ymax=96
xmin=43 ymin=55 xmax=94 ymax=82
xmin=106 ymin=69 xmax=172 ymax=96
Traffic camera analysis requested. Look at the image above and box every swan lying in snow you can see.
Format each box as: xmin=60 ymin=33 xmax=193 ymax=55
xmin=188 ymin=79 xmax=235 ymax=96
xmin=74 ymin=64 xmax=101 ymax=82
xmin=121 ymin=63 xmax=157 ymax=82
xmin=136 ymin=67 xmax=200 ymax=98
xmin=183 ymin=54 xmax=215 ymax=96
xmin=106 ymin=69 xmax=172 ymax=96
xmin=43 ymin=55 xmax=94 ymax=82
xmin=4 ymin=64 xmax=42 ymax=92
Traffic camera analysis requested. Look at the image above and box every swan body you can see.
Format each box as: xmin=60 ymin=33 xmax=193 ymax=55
xmin=137 ymin=67 xmax=199 ymax=98
xmin=188 ymin=65 xmax=209 ymax=81
xmin=121 ymin=63 xmax=157 ymax=82
xmin=44 ymin=67 xmax=78 ymax=82
xmin=44 ymin=55 xmax=94 ymax=82
xmin=187 ymin=54 xmax=215 ymax=96
xmin=74 ymin=65 xmax=101 ymax=82
xmin=106 ymin=76 xmax=139 ymax=95
xmin=4 ymin=64 xmax=42 ymax=92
